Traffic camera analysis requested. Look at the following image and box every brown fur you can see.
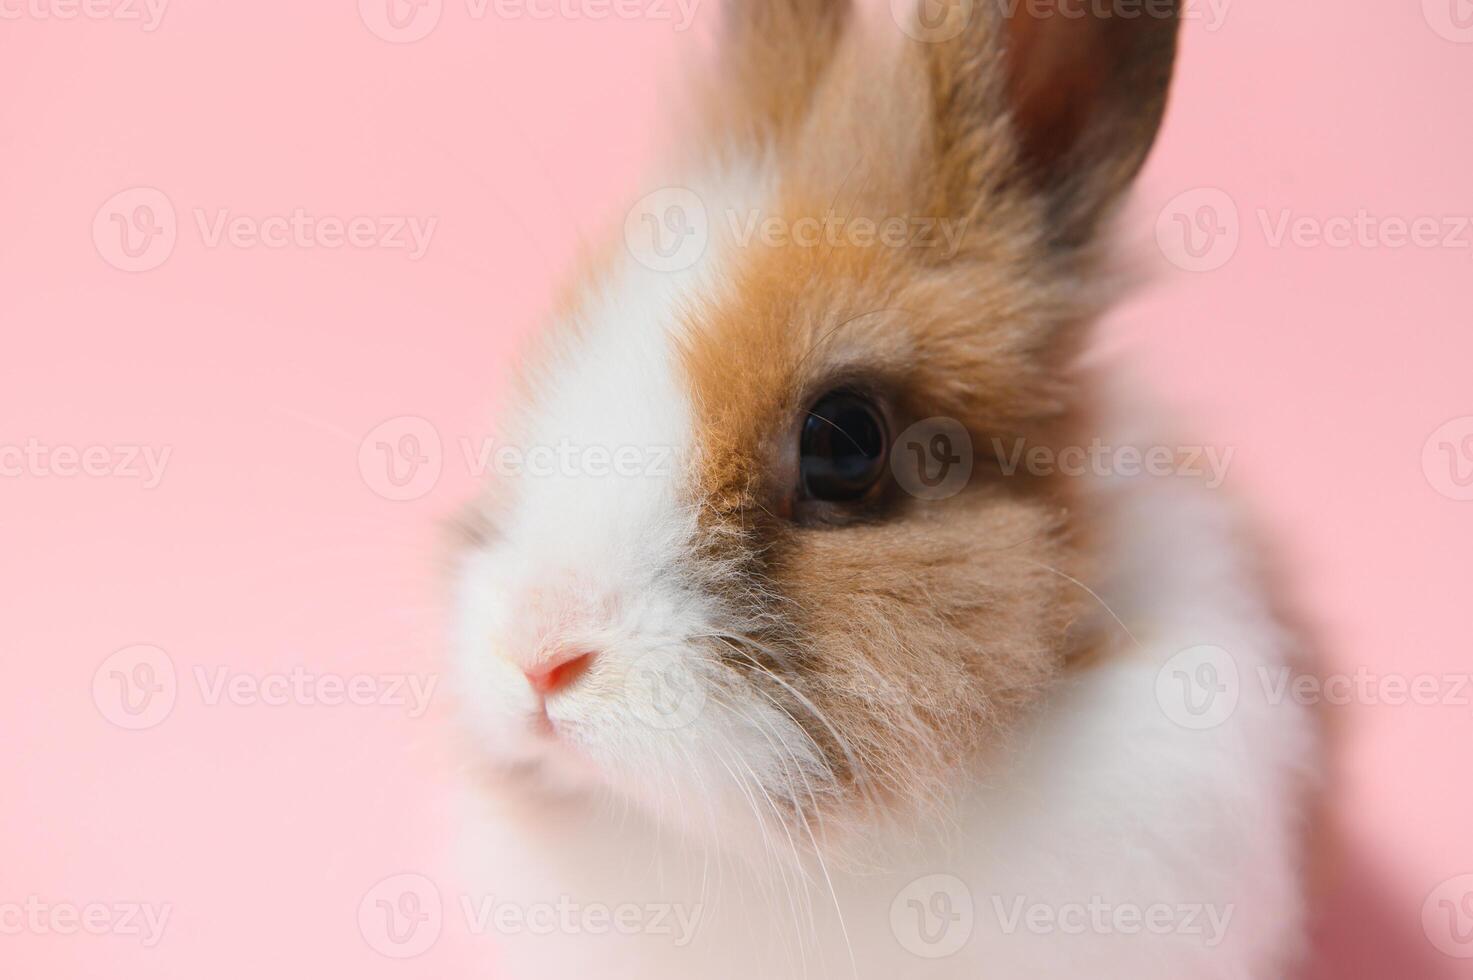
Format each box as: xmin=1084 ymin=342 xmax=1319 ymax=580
xmin=704 ymin=0 xmax=853 ymax=147
xmin=667 ymin=1 xmax=1181 ymax=810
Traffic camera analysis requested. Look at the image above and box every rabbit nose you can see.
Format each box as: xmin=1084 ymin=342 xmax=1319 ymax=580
xmin=523 ymin=648 xmax=597 ymax=696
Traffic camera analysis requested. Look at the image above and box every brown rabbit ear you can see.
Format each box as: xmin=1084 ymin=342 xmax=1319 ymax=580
xmin=714 ymin=0 xmax=853 ymax=142
xmin=926 ymin=0 xmax=1181 ymax=246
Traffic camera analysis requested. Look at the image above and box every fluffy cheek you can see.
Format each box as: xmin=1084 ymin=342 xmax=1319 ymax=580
xmin=561 ymin=667 xmax=834 ymax=837
xmin=453 ymin=544 xmax=832 ymax=832
xmin=451 ymin=548 xmax=542 ymax=757
xmin=776 ymin=494 xmax=1081 ymax=804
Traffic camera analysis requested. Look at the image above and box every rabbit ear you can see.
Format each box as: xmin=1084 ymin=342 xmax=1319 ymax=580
xmin=713 ymin=0 xmax=853 ymax=142
xmin=925 ymin=0 xmax=1181 ymax=246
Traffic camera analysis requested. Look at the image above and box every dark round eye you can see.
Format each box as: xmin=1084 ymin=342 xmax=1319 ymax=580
xmin=799 ymin=391 xmax=889 ymax=502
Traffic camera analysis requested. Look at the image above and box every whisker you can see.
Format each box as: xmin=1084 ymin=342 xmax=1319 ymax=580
xmin=1015 ymin=557 xmax=1141 ymax=649
xmin=705 ymin=634 xmax=880 ymax=814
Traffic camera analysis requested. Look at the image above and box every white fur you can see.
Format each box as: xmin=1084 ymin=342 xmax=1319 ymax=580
xmin=454 ymin=422 xmax=1316 ymax=978
xmin=453 ymin=160 xmax=828 ymax=812
xmin=451 ymin=159 xmax=1315 ymax=976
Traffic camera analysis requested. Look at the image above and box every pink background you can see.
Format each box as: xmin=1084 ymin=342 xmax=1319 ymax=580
xmin=2 ymin=0 xmax=1470 ymax=976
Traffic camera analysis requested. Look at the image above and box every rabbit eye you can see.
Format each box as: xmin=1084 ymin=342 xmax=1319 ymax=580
xmin=799 ymin=391 xmax=889 ymax=503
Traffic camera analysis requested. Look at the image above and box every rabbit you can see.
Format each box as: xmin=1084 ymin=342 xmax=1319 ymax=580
xmin=450 ymin=1 xmax=1321 ymax=977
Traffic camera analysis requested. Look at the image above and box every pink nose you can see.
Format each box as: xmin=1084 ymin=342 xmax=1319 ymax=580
xmin=523 ymin=649 xmax=596 ymax=696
